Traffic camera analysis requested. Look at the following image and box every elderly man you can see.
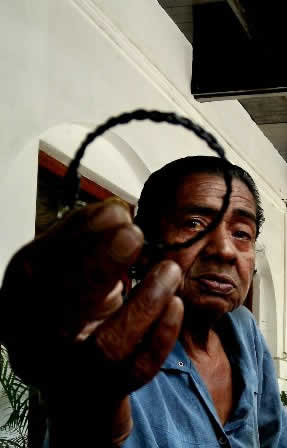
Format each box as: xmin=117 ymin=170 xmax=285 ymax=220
xmin=0 ymin=156 xmax=286 ymax=447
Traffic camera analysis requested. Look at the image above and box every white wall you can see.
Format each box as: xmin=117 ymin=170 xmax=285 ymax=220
xmin=0 ymin=138 xmax=38 ymax=285
xmin=1 ymin=0 xmax=287 ymax=387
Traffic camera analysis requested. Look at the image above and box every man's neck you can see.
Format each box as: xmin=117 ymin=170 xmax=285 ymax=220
xmin=179 ymin=307 xmax=223 ymax=360
xmin=179 ymin=308 xmax=235 ymax=427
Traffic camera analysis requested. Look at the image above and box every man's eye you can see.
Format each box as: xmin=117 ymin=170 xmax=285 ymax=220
xmin=184 ymin=218 xmax=205 ymax=231
xmin=234 ymin=230 xmax=252 ymax=241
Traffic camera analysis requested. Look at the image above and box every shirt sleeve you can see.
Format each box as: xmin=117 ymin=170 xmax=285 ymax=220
xmin=279 ymin=408 xmax=287 ymax=447
xmin=254 ymin=322 xmax=287 ymax=447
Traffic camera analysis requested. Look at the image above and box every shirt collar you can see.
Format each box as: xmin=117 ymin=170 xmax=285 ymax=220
xmin=159 ymin=313 xmax=236 ymax=374
xmin=160 ymin=340 xmax=192 ymax=373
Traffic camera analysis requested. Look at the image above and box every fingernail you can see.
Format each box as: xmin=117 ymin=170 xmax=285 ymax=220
xmin=90 ymin=203 xmax=132 ymax=231
xmin=109 ymin=225 xmax=143 ymax=262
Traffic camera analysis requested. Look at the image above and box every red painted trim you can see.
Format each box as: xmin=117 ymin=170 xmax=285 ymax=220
xmin=38 ymin=150 xmax=113 ymax=200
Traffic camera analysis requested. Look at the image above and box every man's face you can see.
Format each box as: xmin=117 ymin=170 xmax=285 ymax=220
xmin=160 ymin=173 xmax=257 ymax=317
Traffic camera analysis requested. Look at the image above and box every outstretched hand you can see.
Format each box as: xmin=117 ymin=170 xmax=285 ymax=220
xmin=0 ymin=199 xmax=184 ymax=446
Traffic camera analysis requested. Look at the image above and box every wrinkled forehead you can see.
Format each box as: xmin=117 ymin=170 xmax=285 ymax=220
xmin=174 ymin=172 xmax=257 ymax=214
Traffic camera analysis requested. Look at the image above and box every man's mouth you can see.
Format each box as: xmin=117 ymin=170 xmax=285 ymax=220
xmin=196 ymin=274 xmax=235 ymax=295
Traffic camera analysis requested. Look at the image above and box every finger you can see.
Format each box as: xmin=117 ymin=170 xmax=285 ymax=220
xmin=50 ymin=197 xmax=133 ymax=236
xmin=64 ymin=204 xmax=143 ymax=281
xmin=58 ymin=204 xmax=143 ymax=337
xmin=85 ymin=198 xmax=133 ymax=232
xmin=35 ymin=198 xmax=135 ymax=255
xmin=127 ymin=295 xmax=184 ymax=392
xmin=94 ymin=260 xmax=182 ymax=361
xmin=63 ymin=222 xmax=143 ymax=309
xmin=42 ymin=202 xmax=144 ymax=306
xmin=19 ymin=199 xmax=138 ymax=281
xmin=74 ymin=280 xmax=124 ymax=342
xmin=83 ymin=222 xmax=144 ymax=274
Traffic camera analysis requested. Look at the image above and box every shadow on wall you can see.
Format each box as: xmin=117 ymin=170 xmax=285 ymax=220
xmin=253 ymin=243 xmax=277 ymax=357
xmin=101 ymin=130 xmax=151 ymax=187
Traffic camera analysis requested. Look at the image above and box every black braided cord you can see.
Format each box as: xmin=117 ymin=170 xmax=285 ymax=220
xmin=60 ymin=109 xmax=232 ymax=253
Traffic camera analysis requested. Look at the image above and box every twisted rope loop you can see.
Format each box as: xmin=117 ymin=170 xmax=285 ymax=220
xmin=60 ymin=109 xmax=232 ymax=253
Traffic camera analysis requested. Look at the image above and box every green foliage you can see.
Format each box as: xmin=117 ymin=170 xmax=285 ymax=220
xmin=0 ymin=345 xmax=29 ymax=447
xmin=280 ymin=390 xmax=287 ymax=407
xmin=0 ymin=435 xmax=28 ymax=448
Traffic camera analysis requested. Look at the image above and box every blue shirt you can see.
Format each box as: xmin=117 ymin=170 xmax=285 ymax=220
xmin=124 ymin=306 xmax=287 ymax=447
xmin=43 ymin=306 xmax=286 ymax=447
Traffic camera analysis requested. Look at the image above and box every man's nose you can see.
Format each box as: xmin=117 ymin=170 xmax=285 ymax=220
xmin=203 ymin=224 xmax=236 ymax=263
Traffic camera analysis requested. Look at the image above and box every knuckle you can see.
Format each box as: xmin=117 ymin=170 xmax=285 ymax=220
xmin=87 ymin=201 xmax=132 ymax=232
xmin=95 ymin=326 xmax=126 ymax=362
xmin=129 ymin=293 xmax=156 ymax=320
xmin=135 ymin=278 xmax=172 ymax=313
xmin=108 ymin=224 xmax=144 ymax=263
xmin=148 ymin=262 xmax=181 ymax=296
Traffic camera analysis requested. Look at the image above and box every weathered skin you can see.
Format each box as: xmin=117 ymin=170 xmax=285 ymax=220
xmin=0 ymin=198 xmax=184 ymax=447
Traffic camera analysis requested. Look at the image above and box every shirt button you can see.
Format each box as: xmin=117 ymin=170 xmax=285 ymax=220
xmin=177 ymin=361 xmax=184 ymax=367
xmin=218 ymin=436 xmax=228 ymax=445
